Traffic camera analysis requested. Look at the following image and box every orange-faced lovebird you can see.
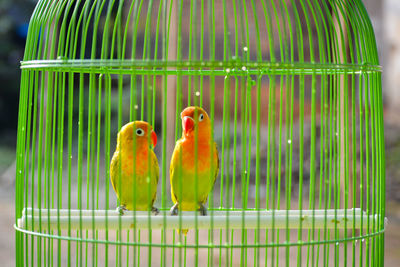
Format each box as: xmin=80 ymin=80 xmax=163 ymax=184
xmin=170 ymin=106 xmax=219 ymax=234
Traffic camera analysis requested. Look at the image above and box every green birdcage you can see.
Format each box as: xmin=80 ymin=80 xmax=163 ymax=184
xmin=15 ymin=0 xmax=386 ymax=266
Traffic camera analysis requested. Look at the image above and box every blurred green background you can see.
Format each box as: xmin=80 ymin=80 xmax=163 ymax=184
xmin=1 ymin=0 xmax=400 ymax=265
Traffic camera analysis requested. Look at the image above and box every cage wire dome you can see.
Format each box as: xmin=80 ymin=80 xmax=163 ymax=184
xmin=14 ymin=0 xmax=385 ymax=266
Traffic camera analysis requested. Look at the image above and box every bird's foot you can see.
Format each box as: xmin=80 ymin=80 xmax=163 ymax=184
xmin=151 ymin=206 xmax=160 ymax=215
xmin=170 ymin=203 xmax=179 ymax=216
xmin=116 ymin=205 xmax=127 ymax=215
xmin=198 ymin=204 xmax=207 ymax=216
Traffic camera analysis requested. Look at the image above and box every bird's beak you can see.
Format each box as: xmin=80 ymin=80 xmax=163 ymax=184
xmin=182 ymin=116 xmax=195 ymax=132
xmin=151 ymin=130 xmax=157 ymax=148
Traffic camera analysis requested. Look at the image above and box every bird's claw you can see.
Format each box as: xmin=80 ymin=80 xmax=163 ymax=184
xmin=170 ymin=203 xmax=207 ymax=215
xmin=151 ymin=207 xmax=160 ymax=215
xmin=116 ymin=205 xmax=126 ymax=215
xmin=198 ymin=204 xmax=207 ymax=216
xmin=170 ymin=203 xmax=179 ymax=216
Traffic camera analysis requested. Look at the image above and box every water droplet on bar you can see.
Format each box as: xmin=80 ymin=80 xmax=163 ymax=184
xmin=288 ymin=139 xmax=291 ymax=144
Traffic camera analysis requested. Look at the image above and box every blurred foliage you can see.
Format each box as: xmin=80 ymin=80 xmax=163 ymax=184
xmin=0 ymin=0 xmax=35 ymax=146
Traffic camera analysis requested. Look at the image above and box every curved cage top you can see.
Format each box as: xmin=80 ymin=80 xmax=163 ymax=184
xmin=22 ymin=0 xmax=380 ymax=73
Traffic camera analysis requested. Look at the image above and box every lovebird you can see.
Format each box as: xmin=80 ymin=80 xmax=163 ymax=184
xmin=170 ymin=106 xmax=219 ymax=234
xmin=110 ymin=121 xmax=159 ymax=215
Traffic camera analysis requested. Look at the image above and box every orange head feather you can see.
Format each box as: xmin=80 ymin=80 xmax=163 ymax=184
xmin=180 ymin=106 xmax=212 ymax=141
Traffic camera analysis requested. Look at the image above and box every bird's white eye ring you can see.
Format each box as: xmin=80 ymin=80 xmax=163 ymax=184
xmin=199 ymin=113 xmax=204 ymax=122
xmin=136 ymin=128 xmax=145 ymax=136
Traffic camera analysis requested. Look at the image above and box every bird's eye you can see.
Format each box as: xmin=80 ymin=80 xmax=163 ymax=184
xmin=199 ymin=113 xmax=204 ymax=121
xmin=136 ymin=128 xmax=145 ymax=136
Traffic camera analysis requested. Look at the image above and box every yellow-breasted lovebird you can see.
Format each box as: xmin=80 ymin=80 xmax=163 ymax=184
xmin=110 ymin=121 xmax=159 ymax=215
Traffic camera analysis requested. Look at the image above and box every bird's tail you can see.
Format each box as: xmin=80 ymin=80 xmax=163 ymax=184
xmin=177 ymin=229 xmax=188 ymax=236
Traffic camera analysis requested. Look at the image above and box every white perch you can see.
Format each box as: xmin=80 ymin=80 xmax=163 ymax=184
xmin=21 ymin=207 xmax=364 ymax=217
xmin=16 ymin=208 xmax=385 ymax=231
